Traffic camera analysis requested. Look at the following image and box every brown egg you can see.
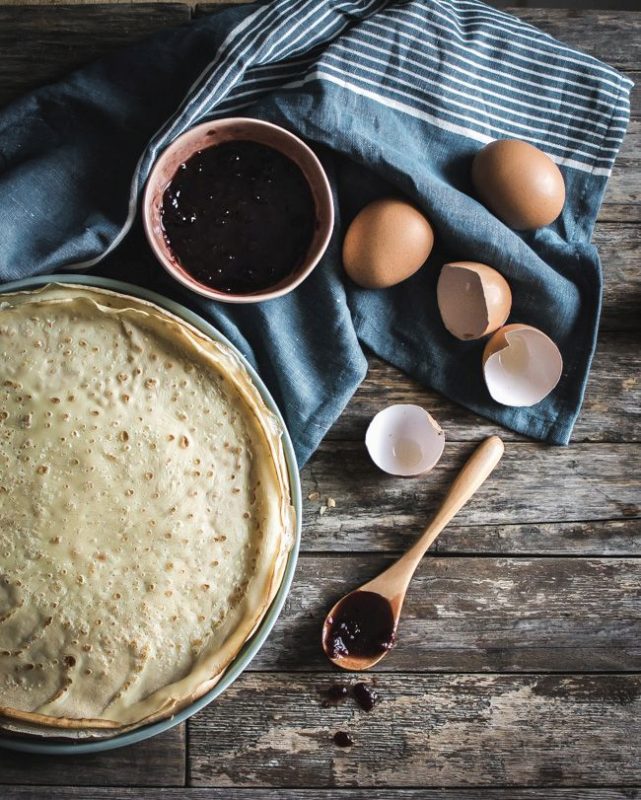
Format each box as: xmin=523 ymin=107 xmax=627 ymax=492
xmin=437 ymin=261 xmax=512 ymax=340
xmin=471 ymin=139 xmax=565 ymax=230
xmin=343 ymin=198 xmax=435 ymax=289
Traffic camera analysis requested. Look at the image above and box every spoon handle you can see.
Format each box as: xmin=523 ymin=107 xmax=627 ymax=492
xmin=388 ymin=435 xmax=505 ymax=584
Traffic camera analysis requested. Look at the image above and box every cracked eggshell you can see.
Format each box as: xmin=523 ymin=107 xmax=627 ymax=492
xmin=343 ymin=198 xmax=435 ymax=289
xmin=365 ymin=404 xmax=445 ymax=477
xmin=482 ymin=324 xmax=563 ymax=407
xmin=437 ymin=261 xmax=512 ymax=340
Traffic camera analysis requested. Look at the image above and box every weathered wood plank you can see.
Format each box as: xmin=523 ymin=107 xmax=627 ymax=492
xmin=326 ymin=333 xmax=640 ymax=444
xmin=188 ymin=672 xmax=641 ymax=787
xmin=3 ymin=789 xmax=640 ymax=800
xmin=431 ymin=518 xmax=641 ymax=557
xmin=594 ymin=223 xmax=641 ymax=331
xmin=301 ymin=442 xmax=640 ymax=538
xmin=304 ymin=517 xmax=641 ymax=557
xmin=0 ymin=4 xmax=192 ymax=109
xmin=504 ymin=8 xmax=641 ymax=71
xmin=0 ymin=724 xmax=185 ymax=786
xmin=627 ymin=74 xmax=641 ymax=120
xmin=248 ymin=555 xmax=641 ymax=672
xmin=594 ymin=118 xmax=640 ymax=221
xmin=598 ymin=205 xmax=641 ymax=224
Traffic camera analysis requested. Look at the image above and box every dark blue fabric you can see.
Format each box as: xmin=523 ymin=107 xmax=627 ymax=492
xmin=0 ymin=0 xmax=632 ymax=465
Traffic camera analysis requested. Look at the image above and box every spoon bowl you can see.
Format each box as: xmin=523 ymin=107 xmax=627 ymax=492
xmin=322 ymin=435 xmax=505 ymax=670
xmin=322 ymin=589 xmax=399 ymax=671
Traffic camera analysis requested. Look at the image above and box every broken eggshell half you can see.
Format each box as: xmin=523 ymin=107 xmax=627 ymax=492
xmin=365 ymin=404 xmax=445 ymax=477
xmin=437 ymin=261 xmax=512 ymax=340
xmin=482 ymin=324 xmax=563 ymax=407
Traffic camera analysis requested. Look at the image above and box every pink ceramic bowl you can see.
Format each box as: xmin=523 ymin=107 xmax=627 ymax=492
xmin=143 ymin=118 xmax=334 ymax=303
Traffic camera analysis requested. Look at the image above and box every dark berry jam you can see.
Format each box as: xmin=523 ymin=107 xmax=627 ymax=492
xmin=161 ymin=140 xmax=315 ymax=294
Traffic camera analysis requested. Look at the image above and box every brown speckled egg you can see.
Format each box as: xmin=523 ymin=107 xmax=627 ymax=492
xmin=342 ymin=198 xmax=435 ymax=289
xmin=471 ymin=139 xmax=565 ymax=230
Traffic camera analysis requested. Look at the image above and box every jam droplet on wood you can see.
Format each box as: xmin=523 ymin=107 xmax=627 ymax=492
xmin=353 ymin=681 xmax=379 ymax=712
xmin=333 ymin=731 xmax=354 ymax=747
xmin=321 ymin=684 xmax=349 ymax=708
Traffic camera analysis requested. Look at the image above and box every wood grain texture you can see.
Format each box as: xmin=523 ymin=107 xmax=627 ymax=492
xmin=188 ymin=672 xmax=641 ymax=787
xmin=504 ymin=8 xmax=641 ymax=70
xmin=590 ymin=115 xmax=640 ymax=225
xmin=247 ymin=554 xmax=641 ymax=672
xmin=0 ymin=4 xmax=191 ymax=108
xmin=0 ymin=725 xmax=185 ymax=786
xmin=317 ymin=518 xmax=641 ymax=557
xmin=592 ymin=223 xmax=641 ymax=330
xmin=301 ymin=442 xmax=640 ymax=537
xmin=329 ymin=333 xmax=641 ymax=444
xmin=3 ymin=790 xmax=641 ymax=800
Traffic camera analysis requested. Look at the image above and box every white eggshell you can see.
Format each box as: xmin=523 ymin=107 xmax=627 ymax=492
xmin=482 ymin=324 xmax=563 ymax=407
xmin=365 ymin=404 xmax=445 ymax=477
xmin=437 ymin=261 xmax=512 ymax=340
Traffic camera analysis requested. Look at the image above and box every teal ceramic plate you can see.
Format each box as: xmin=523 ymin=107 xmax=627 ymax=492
xmin=0 ymin=275 xmax=302 ymax=755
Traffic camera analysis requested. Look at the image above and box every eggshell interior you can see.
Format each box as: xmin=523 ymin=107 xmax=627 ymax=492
xmin=365 ymin=404 xmax=445 ymax=477
xmin=437 ymin=261 xmax=512 ymax=340
xmin=483 ymin=324 xmax=563 ymax=407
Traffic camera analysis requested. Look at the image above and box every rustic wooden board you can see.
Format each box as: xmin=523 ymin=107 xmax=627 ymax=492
xmin=627 ymin=76 xmax=641 ymax=120
xmin=306 ymin=517 xmax=641 ymax=557
xmin=0 ymin=725 xmax=185 ymax=786
xmin=592 ymin=223 xmax=641 ymax=330
xmin=328 ymin=333 xmax=641 ymax=444
xmin=188 ymin=672 xmax=641 ymax=787
xmin=247 ymin=555 xmax=641 ymax=672
xmin=301 ymin=442 xmax=640 ymax=535
xmin=504 ymin=8 xmax=641 ymax=70
xmin=0 ymin=4 xmax=191 ymax=108
xmin=3 ymin=790 xmax=641 ymax=800
xmin=597 ymin=120 xmax=640 ymax=222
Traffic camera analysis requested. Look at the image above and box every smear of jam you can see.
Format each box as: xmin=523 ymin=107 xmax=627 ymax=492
xmin=160 ymin=140 xmax=315 ymax=294
xmin=321 ymin=684 xmax=349 ymax=708
xmin=353 ymin=682 xmax=378 ymax=712
xmin=325 ymin=591 xmax=396 ymax=661
xmin=333 ymin=731 xmax=354 ymax=747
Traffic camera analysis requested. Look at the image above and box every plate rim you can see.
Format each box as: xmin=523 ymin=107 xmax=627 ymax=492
xmin=0 ymin=274 xmax=302 ymax=755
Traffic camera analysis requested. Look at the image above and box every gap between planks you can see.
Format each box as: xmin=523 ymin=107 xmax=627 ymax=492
xmin=3 ymin=787 xmax=641 ymax=797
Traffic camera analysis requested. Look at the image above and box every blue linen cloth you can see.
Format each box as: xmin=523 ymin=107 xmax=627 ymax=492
xmin=0 ymin=0 xmax=632 ymax=465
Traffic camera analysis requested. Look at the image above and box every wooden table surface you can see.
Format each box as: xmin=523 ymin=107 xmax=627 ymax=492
xmin=1 ymin=3 xmax=640 ymax=798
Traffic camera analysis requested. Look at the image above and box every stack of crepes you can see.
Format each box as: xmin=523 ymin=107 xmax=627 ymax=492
xmin=0 ymin=284 xmax=294 ymax=738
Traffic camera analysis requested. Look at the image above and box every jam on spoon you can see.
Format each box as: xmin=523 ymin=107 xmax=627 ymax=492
xmin=324 ymin=590 xmax=397 ymax=662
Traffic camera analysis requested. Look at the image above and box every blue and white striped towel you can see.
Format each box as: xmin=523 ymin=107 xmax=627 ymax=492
xmin=0 ymin=0 xmax=632 ymax=464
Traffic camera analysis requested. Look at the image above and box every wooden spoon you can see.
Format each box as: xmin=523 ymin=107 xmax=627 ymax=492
xmin=321 ymin=435 xmax=505 ymax=670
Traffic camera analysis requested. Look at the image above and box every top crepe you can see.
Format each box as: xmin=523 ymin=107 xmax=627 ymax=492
xmin=0 ymin=284 xmax=294 ymax=738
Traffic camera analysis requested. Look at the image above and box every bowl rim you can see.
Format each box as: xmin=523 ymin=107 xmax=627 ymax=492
xmin=142 ymin=117 xmax=334 ymax=304
xmin=0 ymin=273 xmax=302 ymax=755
